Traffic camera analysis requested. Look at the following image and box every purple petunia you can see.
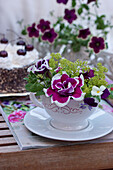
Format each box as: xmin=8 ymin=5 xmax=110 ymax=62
xmin=84 ymin=97 xmax=98 ymax=107
xmin=37 ymin=19 xmax=50 ymax=33
xmin=27 ymin=23 xmax=39 ymax=38
xmin=64 ymin=9 xmax=77 ymax=24
xmin=87 ymin=0 xmax=96 ymax=4
xmin=78 ymin=28 xmax=91 ymax=39
xmin=57 ymin=0 xmax=68 ymax=4
xmin=42 ymin=28 xmax=58 ymax=43
xmin=82 ymin=69 xmax=94 ymax=79
xmin=89 ymin=36 xmax=105 ymax=53
xmin=101 ymin=88 xmax=110 ymax=99
xmin=43 ymin=73 xmax=85 ymax=107
xmin=28 ymin=58 xmax=52 ymax=74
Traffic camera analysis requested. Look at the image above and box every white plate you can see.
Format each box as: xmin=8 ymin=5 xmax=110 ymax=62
xmin=24 ymin=107 xmax=113 ymax=141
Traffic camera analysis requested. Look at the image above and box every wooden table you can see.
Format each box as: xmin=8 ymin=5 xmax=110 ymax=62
xmin=0 ymin=112 xmax=113 ymax=170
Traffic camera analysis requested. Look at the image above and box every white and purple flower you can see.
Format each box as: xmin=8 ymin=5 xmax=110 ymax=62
xmin=28 ymin=58 xmax=52 ymax=74
xmin=43 ymin=73 xmax=85 ymax=107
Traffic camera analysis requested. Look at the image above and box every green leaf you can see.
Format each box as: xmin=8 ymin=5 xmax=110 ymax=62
xmin=36 ymin=91 xmax=45 ymax=96
xmin=25 ymin=82 xmax=44 ymax=93
xmin=21 ymin=29 xmax=27 ymax=35
xmin=78 ymin=8 xmax=83 ymax=15
xmin=72 ymin=0 xmax=76 ymax=8
xmin=82 ymin=4 xmax=89 ymax=11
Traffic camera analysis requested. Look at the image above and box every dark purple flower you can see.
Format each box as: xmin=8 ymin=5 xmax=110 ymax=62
xmin=87 ymin=0 xmax=96 ymax=4
xmin=37 ymin=19 xmax=50 ymax=33
xmin=78 ymin=28 xmax=91 ymax=39
xmin=82 ymin=69 xmax=94 ymax=79
xmin=64 ymin=9 xmax=77 ymax=24
xmin=101 ymin=88 xmax=110 ymax=99
xmin=84 ymin=97 xmax=98 ymax=107
xmin=57 ymin=0 xmax=68 ymax=4
xmin=89 ymin=36 xmax=105 ymax=53
xmin=42 ymin=28 xmax=58 ymax=43
xmin=28 ymin=58 xmax=52 ymax=74
xmin=27 ymin=23 xmax=39 ymax=38
xmin=44 ymin=74 xmax=85 ymax=107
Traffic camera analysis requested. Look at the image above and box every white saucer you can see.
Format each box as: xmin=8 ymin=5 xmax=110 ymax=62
xmin=24 ymin=107 xmax=113 ymax=141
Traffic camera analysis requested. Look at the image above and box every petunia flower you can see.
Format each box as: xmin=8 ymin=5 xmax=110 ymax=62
xmin=8 ymin=110 xmax=26 ymax=123
xmin=89 ymin=36 xmax=105 ymax=53
xmin=28 ymin=58 xmax=52 ymax=74
xmin=91 ymin=85 xmax=106 ymax=96
xmin=56 ymin=0 xmax=68 ymax=4
xmin=42 ymin=28 xmax=58 ymax=43
xmin=78 ymin=28 xmax=91 ymax=39
xmin=81 ymin=69 xmax=94 ymax=79
xmin=84 ymin=97 xmax=98 ymax=107
xmin=27 ymin=23 xmax=39 ymax=38
xmin=37 ymin=19 xmax=50 ymax=33
xmin=43 ymin=73 xmax=85 ymax=107
xmin=87 ymin=0 xmax=96 ymax=4
xmin=64 ymin=9 xmax=77 ymax=24
xmin=101 ymin=88 xmax=110 ymax=99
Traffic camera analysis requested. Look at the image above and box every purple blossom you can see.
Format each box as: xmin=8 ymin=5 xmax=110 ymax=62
xmin=56 ymin=0 xmax=68 ymax=4
xmin=89 ymin=36 xmax=105 ymax=53
xmin=42 ymin=28 xmax=58 ymax=43
xmin=87 ymin=0 xmax=96 ymax=4
xmin=64 ymin=9 xmax=77 ymax=24
xmin=78 ymin=28 xmax=91 ymax=39
xmin=82 ymin=69 xmax=94 ymax=79
xmin=37 ymin=19 xmax=50 ymax=33
xmin=43 ymin=74 xmax=85 ymax=107
xmin=27 ymin=23 xmax=39 ymax=38
xmin=101 ymin=88 xmax=110 ymax=99
xmin=84 ymin=97 xmax=98 ymax=107
xmin=28 ymin=58 xmax=51 ymax=74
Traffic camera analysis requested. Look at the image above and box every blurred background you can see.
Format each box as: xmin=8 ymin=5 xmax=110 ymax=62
xmin=0 ymin=0 xmax=113 ymax=51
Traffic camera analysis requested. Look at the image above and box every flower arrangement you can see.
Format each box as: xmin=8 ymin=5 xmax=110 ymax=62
xmin=20 ymin=0 xmax=112 ymax=57
xmin=25 ymin=53 xmax=110 ymax=108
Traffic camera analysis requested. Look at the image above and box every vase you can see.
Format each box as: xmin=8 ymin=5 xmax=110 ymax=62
xmin=30 ymin=93 xmax=97 ymax=131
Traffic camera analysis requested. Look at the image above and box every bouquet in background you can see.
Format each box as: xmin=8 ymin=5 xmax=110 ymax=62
xmin=20 ymin=0 xmax=112 ymax=59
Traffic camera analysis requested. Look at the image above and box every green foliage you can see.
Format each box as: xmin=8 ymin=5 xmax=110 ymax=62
xmin=72 ymin=0 xmax=76 ymax=8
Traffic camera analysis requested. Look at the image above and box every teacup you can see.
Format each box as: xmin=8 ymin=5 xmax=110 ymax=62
xmin=30 ymin=93 xmax=97 ymax=131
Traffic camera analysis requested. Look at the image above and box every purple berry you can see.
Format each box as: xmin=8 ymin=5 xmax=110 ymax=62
xmin=16 ymin=40 xmax=26 ymax=46
xmin=17 ymin=49 xmax=26 ymax=56
xmin=0 ymin=50 xmax=8 ymax=57
xmin=25 ymin=44 xmax=34 ymax=51
xmin=0 ymin=38 xmax=8 ymax=44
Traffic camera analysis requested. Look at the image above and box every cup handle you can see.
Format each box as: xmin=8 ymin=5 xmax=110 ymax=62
xmin=29 ymin=93 xmax=44 ymax=108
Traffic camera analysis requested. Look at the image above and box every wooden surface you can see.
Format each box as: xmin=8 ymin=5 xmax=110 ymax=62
xmin=0 ymin=113 xmax=113 ymax=170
